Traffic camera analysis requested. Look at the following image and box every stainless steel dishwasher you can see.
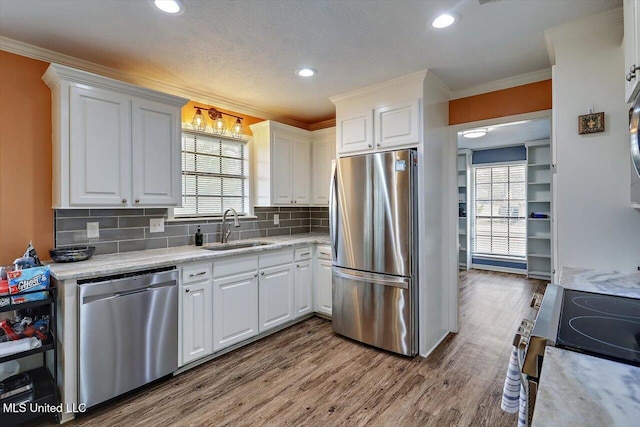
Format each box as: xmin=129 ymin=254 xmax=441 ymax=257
xmin=78 ymin=267 xmax=178 ymax=408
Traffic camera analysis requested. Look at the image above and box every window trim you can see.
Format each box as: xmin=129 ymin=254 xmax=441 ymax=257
xmin=471 ymin=161 xmax=527 ymax=260
xmin=171 ymin=129 xmax=251 ymax=219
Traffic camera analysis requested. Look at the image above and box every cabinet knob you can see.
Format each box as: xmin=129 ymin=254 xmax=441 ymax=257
xmin=261 ymin=271 xmax=265 ymax=276
xmin=135 ymin=199 xmax=140 ymax=204
xmin=631 ymin=64 xmax=639 ymax=74
xmin=296 ymin=264 xmax=299 ymax=267
xmin=185 ymin=289 xmax=190 ymax=293
xmin=122 ymin=198 xmax=127 ymax=204
xmin=254 ymin=273 xmax=258 ymax=278
xmin=627 ymin=72 xmax=636 ymax=82
xmin=377 ymin=143 xmax=381 ymax=147
xmin=368 ymin=144 xmax=372 ymax=148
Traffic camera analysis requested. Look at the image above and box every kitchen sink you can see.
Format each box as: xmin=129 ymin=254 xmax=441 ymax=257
xmin=203 ymin=241 xmax=272 ymax=251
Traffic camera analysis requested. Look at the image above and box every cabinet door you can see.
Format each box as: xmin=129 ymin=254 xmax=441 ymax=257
xmin=259 ymin=264 xmax=295 ymax=332
xmin=312 ymin=137 xmax=333 ymax=205
xmin=292 ymin=139 xmax=311 ymax=204
xmin=271 ymin=133 xmax=293 ymax=204
xmin=315 ymin=258 xmax=333 ymax=316
xmin=213 ymin=271 xmax=259 ymax=351
xmin=294 ymin=259 xmax=313 ymax=317
xmin=181 ymin=281 xmax=213 ymax=365
xmin=131 ymin=98 xmax=181 ymax=206
xmin=337 ymin=111 xmax=373 ymax=154
xmin=624 ymin=0 xmax=640 ymax=102
xmin=374 ymin=100 xmax=420 ymax=149
xmin=69 ymin=85 xmax=131 ymax=206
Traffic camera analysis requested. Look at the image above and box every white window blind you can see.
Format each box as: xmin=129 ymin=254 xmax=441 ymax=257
xmin=174 ymin=130 xmax=248 ymax=217
xmin=473 ymin=164 xmax=526 ymax=258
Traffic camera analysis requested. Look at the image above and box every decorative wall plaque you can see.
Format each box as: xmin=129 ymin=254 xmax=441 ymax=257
xmin=578 ymin=112 xmax=605 ymax=134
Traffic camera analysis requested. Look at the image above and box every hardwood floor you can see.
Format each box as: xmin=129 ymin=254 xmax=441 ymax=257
xmin=43 ymin=270 xmax=546 ymax=427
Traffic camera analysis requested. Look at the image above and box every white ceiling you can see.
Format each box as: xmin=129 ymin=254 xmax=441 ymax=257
xmin=457 ymin=117 xmax=551 ymax=150
xmin=0 ymin=0 xmax=621 ymax=124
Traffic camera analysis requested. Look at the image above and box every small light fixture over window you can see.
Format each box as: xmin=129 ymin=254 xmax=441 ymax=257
xmin=431 ymin=13 xmax=457 ymax=29
xmin=212 ymin=111 xmax=227 ymax=135
xmin=297 ymin=68 xmax=317 ymax=77
xmin=153 ymin=0 xmax=184 ymax=15
xmin=191 ymin=108 xmax=207 ymax=131
xmin=461 ymin=128 xmax=488 ymax=139
xmin=231 ymin=118 xmax=245 ymax=139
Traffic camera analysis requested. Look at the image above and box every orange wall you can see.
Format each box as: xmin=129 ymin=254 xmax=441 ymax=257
xmin=449 ymin=80 xmax=552 ymax=125
xmin=181 ymin=101 xmax=266 ymax=136
xmin=0 ymin=51 xmax=53 ymax=264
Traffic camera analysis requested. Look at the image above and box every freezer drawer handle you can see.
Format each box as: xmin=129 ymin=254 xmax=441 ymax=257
xmin=189 ymin=271 xmax=207 ymax=277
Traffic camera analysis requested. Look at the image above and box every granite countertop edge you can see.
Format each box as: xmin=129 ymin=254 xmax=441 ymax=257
xmin=49 ymin=233 xmax=331 ymax=281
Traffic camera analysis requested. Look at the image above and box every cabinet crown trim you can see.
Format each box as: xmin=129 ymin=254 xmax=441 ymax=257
xmin=249 ymin=120 xmax=311 ymax=137
xmin=42 ymin=63 xmax=189 ymax=107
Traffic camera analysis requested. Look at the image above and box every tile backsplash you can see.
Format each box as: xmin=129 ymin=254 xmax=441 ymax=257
xmin=54 ymin=207 xmax=329 ymax=256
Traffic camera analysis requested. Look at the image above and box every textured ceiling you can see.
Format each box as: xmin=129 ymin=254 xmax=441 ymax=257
xmin=0 ymin=0 xmax=621 ymax=124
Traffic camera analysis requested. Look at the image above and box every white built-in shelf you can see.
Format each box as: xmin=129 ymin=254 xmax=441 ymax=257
xmin=459 ymin=230 xmax=467 ymax=235
xmin=528 ymin=234 xmax=551 ymax=240
xmin=528 ymin=181 xmax=551 ymax=185
xmin=528 ymin=198 xmax=551 ymax=203
xmin=528 ymin=163 xmax=551 ymax=168
xmin=528 ymin=253 xmax=551 ymax=259
xmin=527 ymin=217 xmax=550 ymax=221
xmin=632 ymin=203 xmax=640 ymax=210
xmin=528 ymin=270 xmax=552 ymax=279
xmin=459 ymin=248 xmax=467 ymax=252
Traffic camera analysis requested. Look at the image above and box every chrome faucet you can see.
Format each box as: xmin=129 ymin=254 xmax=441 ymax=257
xmin=221 ymin=208 xmax=240 ymax=243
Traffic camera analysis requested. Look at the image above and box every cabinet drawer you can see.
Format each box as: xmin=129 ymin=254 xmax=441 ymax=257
xmin=317 ymin=246 xmax=332 ymax=260
xmin=294 ymin=247 xmax=312 ymax=261
xmin=213 ymin=255 xmax=258 ymax=278
xmin=182 ymin=262 xmax=212 ymax=285
xmin=259 ymin=249 xmax=294 ymax=269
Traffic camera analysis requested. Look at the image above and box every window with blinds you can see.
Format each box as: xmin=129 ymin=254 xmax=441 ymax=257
xmin=174 ymin=130 xmax=249 ymax=217
xmin=473 ymin=164 xmax=526 ymax=258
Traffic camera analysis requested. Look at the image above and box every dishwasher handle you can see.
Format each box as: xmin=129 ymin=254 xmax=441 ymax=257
xmin=82 ymin=280 xmax=176 ymax=304
xmin=79 ymin=269 xmax=178 ymax=302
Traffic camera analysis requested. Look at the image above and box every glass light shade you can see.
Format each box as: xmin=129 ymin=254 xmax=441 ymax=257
xmin=212 ymin=113 xmax=227 ymax=135
xmin=191 ymin=108 xmax=207 ymax=131
xmin=231 ymin=118 xmax=244 ymax=138
xmin=461 ymin=129 xmax=488 ymax=138
xmin=432 ymin=13 xmax=456 ymax=29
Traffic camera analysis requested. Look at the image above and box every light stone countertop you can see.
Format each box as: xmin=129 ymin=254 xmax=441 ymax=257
xmin=529 ymin=267 xmax=640 ymax=426
xmin=49 ymin=233 xmax=331 ymax=281
xmin=531 ymin=347 xmax=640 ymax=427
xmin=559 ymin=266 xmax=640 ymax=298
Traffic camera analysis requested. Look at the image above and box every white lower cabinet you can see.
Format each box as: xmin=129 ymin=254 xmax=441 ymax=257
xmin=315 ymin=246 xmax=333 ymax=317
xmin=213 ymin=255 xmax=260 ymax=352
xmin=294 ymin=247 xmax=313 ymax=318
xmin=180 ymin=262 xmax=213 ymax=366
xmin=181 ymin=281 xmax=213 ymax=365
xmin=258 ymin=250 xmax=295 ymax=332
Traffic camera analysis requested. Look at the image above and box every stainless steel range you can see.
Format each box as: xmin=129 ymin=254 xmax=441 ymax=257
xmin=517 ymin=284 xmax=640 ymax=424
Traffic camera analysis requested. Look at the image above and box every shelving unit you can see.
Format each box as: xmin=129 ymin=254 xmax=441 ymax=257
xmin=0 ymin=284 xmax=58 ymax=425
xmin=525 ymin=139 xmax=553 ymax=280
xmin=457 ymin=149 xmax=471 ymax=270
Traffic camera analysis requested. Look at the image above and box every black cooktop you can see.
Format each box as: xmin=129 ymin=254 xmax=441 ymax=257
xmin=556 ymin=289 xmax=640 ymax=366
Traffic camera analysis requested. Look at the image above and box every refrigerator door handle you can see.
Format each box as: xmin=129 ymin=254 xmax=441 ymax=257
xmin=329 ymin=159 xmax=338 ymax=258
xmin=332 ymin=268 xmax=409 ymax=289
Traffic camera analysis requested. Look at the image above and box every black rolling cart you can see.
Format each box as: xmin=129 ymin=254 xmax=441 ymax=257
xmin=0 ymin=283 xmax=59 ymax=426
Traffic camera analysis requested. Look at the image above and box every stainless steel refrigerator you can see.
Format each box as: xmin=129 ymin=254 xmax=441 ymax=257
xmin=330 ymin=148 xmax=418 ymax=356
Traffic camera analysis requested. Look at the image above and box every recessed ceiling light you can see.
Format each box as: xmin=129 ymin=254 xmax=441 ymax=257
xmin=461 ymin=129 xmax=488 ymax=138
xmin=431 ymin=13 xmax=457 ymax=29
xmin=297 ymin=68 xmax=317 ymax=77
xmin=153 ymin=0 xmax=184 ymax=15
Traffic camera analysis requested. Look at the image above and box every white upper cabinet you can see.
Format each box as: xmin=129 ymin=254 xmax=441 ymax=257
xmin=311 ymin=128 xmax=336 ymax=205
xmin=330 ymin=71 xmax=425 ymax=157
xmin=337 ymin=111 xmax=374 ymax=154
xmin=250 ymin=120 xmax=311 ymax=206
xmin=624 ymin=0 xmax=640 ymax=103
xmin=43 ymin=63 xmax=188 ymax=208
xmin=374 ymin=100 xmax=420 ymax=149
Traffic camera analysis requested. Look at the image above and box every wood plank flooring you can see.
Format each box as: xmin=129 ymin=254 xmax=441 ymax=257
xmin=41 ymin=270 xmax=546 ymax=427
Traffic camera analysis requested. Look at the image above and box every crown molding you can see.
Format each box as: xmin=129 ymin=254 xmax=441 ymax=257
xmin=0 ymin=36 xmax=311 ymax=129
xmin=450 ymin=68 xmax=552 ymax=100
xmin=329 ymin=69 xmax=428 ymax=103
xmin=308 ymin=119 xmax=336 ymax=131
